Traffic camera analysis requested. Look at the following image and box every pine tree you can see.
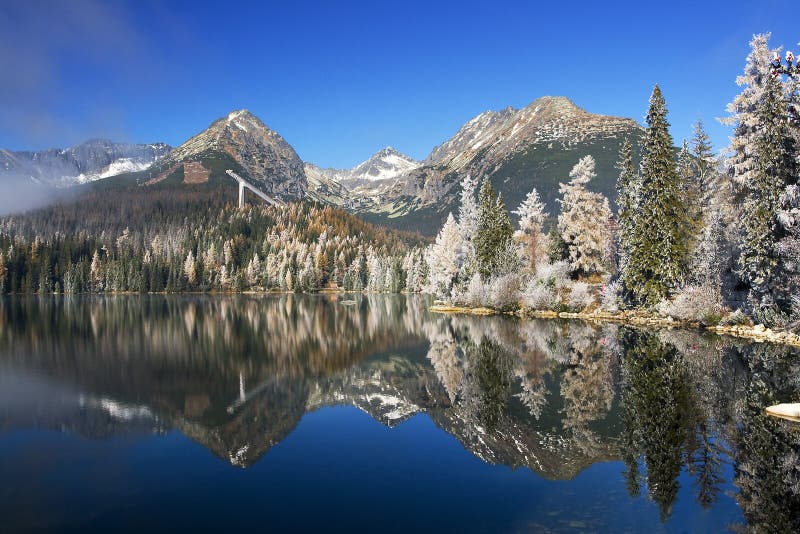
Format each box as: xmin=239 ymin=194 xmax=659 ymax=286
xmin=690 ymin=120 xmax=718 ymax=214
xmin=723 ymin=34 xmax=774 ymax=191
xmin=622 ymin=86 xmax=689 ymax=306
xmin=557 ymin=155 xmax=613 ymax=277
xmin=547 ymin=225 xmax=569 ymax=263
xmin=474 ymin=180 xmax=513 ymax=279
xmin=0 ymin=252 xmax=6 ymax=294
xmin=677 ymin=140 xmax=700 ymax=238
xmin=738 ymin=72 xmax=797 ymax=317
xmin=616 ymin=138 xmax=638 ymax=278
xmin=687 ymin=120 xmax=726 ymax=290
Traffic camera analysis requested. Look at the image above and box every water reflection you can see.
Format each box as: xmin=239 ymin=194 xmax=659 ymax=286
xmin=0 ymin=295 xmax=799 ymax=529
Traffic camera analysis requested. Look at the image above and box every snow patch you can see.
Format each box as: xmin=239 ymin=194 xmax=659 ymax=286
xmin=79 ymin=395 xmax=154 ymax=421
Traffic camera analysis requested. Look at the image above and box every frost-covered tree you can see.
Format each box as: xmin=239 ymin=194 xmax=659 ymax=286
xmin=737 ymin=72 xmax=798 ymax=318
xmin=425 ymin=213 xmax=463 ymax=297
xmin=677 ymin=140 xmax=701 ymax=246
xmin=475 ymin=180 xmax=513 ymax=280
xmin=513 ymin=187 xmax=547 ymax=272
xmin=90 ymin=250 xmax=103 ymax=290
xmin=183 ymin=250 xmax=197 ymax=286
xmin=458 ymin=174 xmax=480 ymax=278
xmin=0 ymin=252 xmax=6 ymax=294
xmin=622 ymin=86 xmax=688 ymax=306
xmin=403 ymin=249 xmax=428 ymax=293
xmin=246 ymin=253 xmax=262 ymax=286
xmin=557 ymin=155 xmax=613 ymax=276
xmin=723 ymin=34 xmax=774 ymax=191
xmin=690 ymin=121 xmax=719 ymax=217
xmin=616 ymin=138 xmax=638 ymax=277
xmin=685 ymin=121 xmax=727 ymax=292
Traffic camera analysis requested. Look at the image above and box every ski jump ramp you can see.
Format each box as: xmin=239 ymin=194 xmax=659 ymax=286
xmin=225 ymin=169 xmax=285 ymax=208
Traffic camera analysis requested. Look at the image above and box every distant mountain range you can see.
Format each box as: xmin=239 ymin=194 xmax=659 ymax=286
xmin=0 ymin=139 xmax=171 ymax=187
xmin=0 ymin=97 xmax=643 ymax=234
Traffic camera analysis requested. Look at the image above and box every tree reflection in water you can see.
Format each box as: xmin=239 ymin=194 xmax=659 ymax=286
xmin=620 ymin=331 xmax=694 ymax=521
xmin=0 ymin=295 xmax=799 ymax=528
xmin=732 ymin=343 xmax=800 ymax=533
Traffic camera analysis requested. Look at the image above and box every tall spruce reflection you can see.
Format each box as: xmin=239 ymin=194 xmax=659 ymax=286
xmin=1 ymin=295 xmax=799 ymax=529
xmin=732 ymin=343 xmax=800 ymax=532
xmin=620 ymin=331 xmax=694 ymax=521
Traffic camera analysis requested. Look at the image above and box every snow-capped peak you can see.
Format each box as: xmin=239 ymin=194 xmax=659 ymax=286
xmin=349 ymin=146 xmax=420 ymax=182
xmin=227 ymin=109 xmax=250 ymax=121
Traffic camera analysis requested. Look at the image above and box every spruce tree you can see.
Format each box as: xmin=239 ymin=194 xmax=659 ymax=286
xmin=0 ymin=252 xmax=6 ymax=294
xmin=475 ymin=180 xmax=513 ymax=280
xmin=723 ymin=34 xmax=773 ymax=191
xmin=687 ymin=120 xmax=726 ymax=289
xmin=622 ymin=85 xmax=688 ymax=306
xmin=738 ymin=72 xmax=797 ymax=318
xmin=690 ymin=120 xmax=717 ymax=212
xmin=615 ymin=138 xmax=638 ymax=278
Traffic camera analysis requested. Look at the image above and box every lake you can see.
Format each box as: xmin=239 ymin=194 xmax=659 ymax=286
xmin=0 ymin=294 xmax=799 ymax=532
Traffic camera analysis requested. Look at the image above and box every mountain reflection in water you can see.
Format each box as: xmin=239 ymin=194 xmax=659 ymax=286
xmin=0 ymin=294 xmax=799 ymax=531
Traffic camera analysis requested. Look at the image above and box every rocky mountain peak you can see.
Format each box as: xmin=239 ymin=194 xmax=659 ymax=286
xmin=217 ymin=109 xmax=267 ymax=132
xmin=344 ymin=146 xmax=420 ymax=190
xmin=157 ymin=109 xmax=307 ymax=199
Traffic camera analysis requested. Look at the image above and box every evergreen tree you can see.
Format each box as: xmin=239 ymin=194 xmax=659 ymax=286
xmin=690 ymin=120 xmax=718 ymax=215
xmin=474 ymin=180 xmax=513 ymax=280
xmin=723 ymin=34 xmax=774 ymax=191
xmin=0 ymin=252 xmax=6 ymax=294
xmin=677 ymin=140 xmax=701 ymax=246
xmin=622 ymin=86 xmax=689 ymax=306
xmin=738 ymin=72 xmax=797 ymax=318
xmin=687 ymin=121 xmax=726 ymax=292
xmin=547 ymin=225 xmax=568 ymax=263
xmin=616 ymin=138 xmax=638 ymax=278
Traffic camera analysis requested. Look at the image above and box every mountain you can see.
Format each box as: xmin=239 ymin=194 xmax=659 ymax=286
xmin=348 ymin=97 xmax=643 ymax=234
xmin=344 ymin=146 xmax=421 ymax=187
xmin=150 ymin=109 xmax=306 ymax=200
xmin=0 ymin=139 xmax=171 ymax=187
xmin=304 ymin=163 xmax=351 ymax=206
xmin=305 ymin=146 xmax=420 ymax=207
xmin=1 ymin=99 xmax=641 ymax=234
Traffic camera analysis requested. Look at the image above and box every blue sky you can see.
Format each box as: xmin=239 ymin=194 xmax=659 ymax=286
xmin=1 ymin=0 xmax=797 ymax=168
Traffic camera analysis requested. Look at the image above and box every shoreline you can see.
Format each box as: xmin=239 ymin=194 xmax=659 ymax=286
xmin=429 ymin=304 xmax=800 ymax=348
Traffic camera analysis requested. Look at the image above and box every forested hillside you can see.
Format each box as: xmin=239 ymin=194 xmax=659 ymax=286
xmin=0 ymin=180 xmax=427 ymax=294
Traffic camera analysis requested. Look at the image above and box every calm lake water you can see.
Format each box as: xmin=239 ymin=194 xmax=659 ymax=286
xmin=1 ymin=294 xmax=799 ymax=532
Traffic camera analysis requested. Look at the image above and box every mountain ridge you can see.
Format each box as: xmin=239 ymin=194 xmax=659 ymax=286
xmin=0 ymin=139 xmax=171 ymax=187
xmin=2 ymin=97 xmax=644 ymax=234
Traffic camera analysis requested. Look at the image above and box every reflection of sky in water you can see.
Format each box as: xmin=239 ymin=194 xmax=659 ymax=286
xmin=0 ymin=294 xmax=798 ymax=532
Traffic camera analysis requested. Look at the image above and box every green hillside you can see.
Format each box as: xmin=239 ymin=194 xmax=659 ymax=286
xmin=362 ymin=130 xmax=643 ymax=235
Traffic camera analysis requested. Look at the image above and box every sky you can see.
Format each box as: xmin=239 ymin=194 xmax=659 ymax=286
xmin=1 ymin=0 xmax=798 ymax=168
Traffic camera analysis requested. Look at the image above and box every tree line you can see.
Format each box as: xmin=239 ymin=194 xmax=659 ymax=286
xmin=424 ymin=33 xmax=800 ymax=328
xmin=0 ymin=183 xmax=428 ymax=295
